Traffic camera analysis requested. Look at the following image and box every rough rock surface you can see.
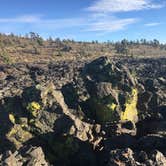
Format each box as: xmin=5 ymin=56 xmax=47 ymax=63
xmin=77 ymin=57 xmax=138 ymax=123
xmin=0 ymin=146 xmax=48 ymax=166
xmin=104 ymin=148 xmax=166 ymax=166
xmin=0 ymin=56 xmax=166 ymax=165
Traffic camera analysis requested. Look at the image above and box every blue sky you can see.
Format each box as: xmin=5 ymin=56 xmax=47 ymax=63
xmin=0 ymin=0 xmax=165 ymax=42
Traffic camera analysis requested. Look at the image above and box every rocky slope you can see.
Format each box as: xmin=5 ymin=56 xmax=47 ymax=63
xmin=0 ymin=56 xmax=166 ymax=166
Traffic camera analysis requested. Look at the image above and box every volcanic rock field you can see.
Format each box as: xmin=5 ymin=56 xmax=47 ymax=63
xmin=0 ymin=56 xmax=166 ymax=166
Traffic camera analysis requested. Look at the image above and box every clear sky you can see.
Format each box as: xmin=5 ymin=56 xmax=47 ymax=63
xmin=0 ymin=0 xmax=165 ymax=42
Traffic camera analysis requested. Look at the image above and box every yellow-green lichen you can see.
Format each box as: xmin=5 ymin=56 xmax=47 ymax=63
xmin=107 ymin=103 xmax=116 ymax=110
xmin=120 ymin=88 xmax=138 ymax=122
xmin=9 ymin=113 xmax=15 ymax=124
xmin=26 ymin=102 xmax=41 ymax=117
xmin=6 ymin=125 xmax=33 ymax=149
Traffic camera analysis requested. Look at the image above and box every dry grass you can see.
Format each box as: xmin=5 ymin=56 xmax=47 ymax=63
xmin=0 ymin=34 xmax=165 ymax=64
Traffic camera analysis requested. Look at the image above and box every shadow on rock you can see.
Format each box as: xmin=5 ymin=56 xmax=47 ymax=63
xmin=24 ymin=132 xmax=97 ymax=166
xmin=0 ymin=95 xmax=25 ymax=152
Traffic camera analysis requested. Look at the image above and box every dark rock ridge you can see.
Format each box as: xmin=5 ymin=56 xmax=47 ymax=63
xmin=0 ymin=56 xmax=166 ymax=165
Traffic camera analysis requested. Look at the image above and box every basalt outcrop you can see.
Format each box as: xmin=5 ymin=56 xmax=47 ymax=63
xmin=0 ymin=56 xmax=166 ymax=165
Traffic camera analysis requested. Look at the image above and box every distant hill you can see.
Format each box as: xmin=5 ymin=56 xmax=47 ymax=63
xmin=0 ymin=32 xmax=166 ymax=64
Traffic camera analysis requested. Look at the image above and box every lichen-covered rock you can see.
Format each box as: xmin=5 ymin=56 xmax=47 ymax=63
xmin=120 ymin=88 xmax=138 ymax=122
xmin=0 ymin=81 xmax=102 ymax=157
xmin=0 ymin=56 xmax=166 ymax=166
xmin=77 ymin=57 xmax=139 ymax=124
xmin=0 ymin=83 xmax=62 ymax=151
xmin=6 ymin=124 xmax=33 ymax=149
xmin=26 ymin=101 xmax=41 ymax=117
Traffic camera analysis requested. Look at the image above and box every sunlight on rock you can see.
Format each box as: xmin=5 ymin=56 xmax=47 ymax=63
xmin=121 ymin=88 xmax=138 ymax=122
